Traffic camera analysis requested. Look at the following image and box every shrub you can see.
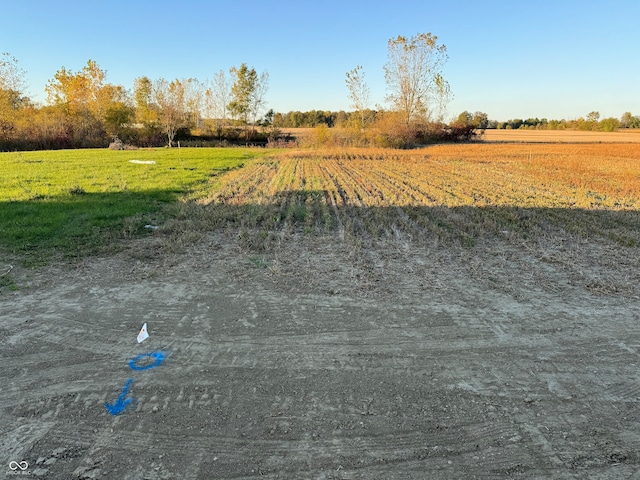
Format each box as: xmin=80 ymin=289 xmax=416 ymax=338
xmin=108 ymin=137 xmax=125 ymax=150
xmin=601 ymin=117 xmax=620 ymax=132
xmin=427 ymin=123 xmax=478 ymax=142
xmin=299 ymin=124 xmax=336 ymax=148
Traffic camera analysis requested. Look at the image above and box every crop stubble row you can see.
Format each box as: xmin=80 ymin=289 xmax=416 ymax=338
xmin=201 ymin=144 xmax=640 ymax=245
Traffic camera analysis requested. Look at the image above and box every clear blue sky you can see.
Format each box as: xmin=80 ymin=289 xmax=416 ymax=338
xmin=2 ymin=0 xmax=639 ymax=121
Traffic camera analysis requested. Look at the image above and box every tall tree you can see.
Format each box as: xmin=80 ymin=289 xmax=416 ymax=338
xmin=152 ymin=78 xmax=201 ymax=147
xmin=473 ymin=111 xmax=489 ymax=129
xmin=134 ymin=76 xmax=158 ymax=127
xmin=455 ymin=111 xmax=474 ymax=126
xmin=249 ymin=70 xmax=269 ymax=128
xmin=46 ymin=60 xmax=107 ymax=116
xmin=103 ymin=96 xmax=135 ymax=140
xmin=205 ymin=70 xmax=231 ymax=138
xmin=45 ymin=60 xmax=123 ymax=146
xmin=384 ymin=33 xmax=450 ymax=125
xmin=345 ymin=65 xmax=371 ymax=132
xmin=0 ymin=52 xmax=29 ymax=146
xmin=153 ymin=78 xmax=183 ymax=147
xmin=228 ymin=64 xmax=256 ymax=126
xmin=0 ymin=52 xmax=26 ymax=94
xmin=586 ymin=111 xmax=600 ymax=123
xmin=228 ymin=64 xmax=269 ymax=138
xmin=183 ymin=78 xmax=204 ymax=130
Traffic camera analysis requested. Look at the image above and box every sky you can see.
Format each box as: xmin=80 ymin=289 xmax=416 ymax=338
xmin=2 ymin=0 xmax=639 ymax=121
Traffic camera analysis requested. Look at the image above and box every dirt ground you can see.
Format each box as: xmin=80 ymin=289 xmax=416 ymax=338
xmin=2 ymin=224 xmax=640 ymax=479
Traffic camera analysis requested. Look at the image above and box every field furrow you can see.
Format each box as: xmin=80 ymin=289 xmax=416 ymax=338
xmin=193 ymin=144 xmax=640 ymax=246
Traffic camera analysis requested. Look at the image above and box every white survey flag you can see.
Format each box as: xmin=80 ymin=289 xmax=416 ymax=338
xmin=137 ymin=323 xmax=149 ymax=343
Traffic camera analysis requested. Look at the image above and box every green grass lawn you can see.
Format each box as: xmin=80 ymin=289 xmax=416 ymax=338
xmin=0 ymin=147 xmax=271 ymax=263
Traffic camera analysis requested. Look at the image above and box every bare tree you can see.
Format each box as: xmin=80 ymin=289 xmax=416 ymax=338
xmin=384 ymin=33 xmax=451 ymax=125
xmin=205 ymin=70 xmax=231 ymax=138
xmin=0 ymin=52 xmax=26 ymax=94
xmin=153 ymin=78 xmax=201 ymax=147
xmin=249 ymin=70 xmax=269 ymax=129
xmin=183 ymin=78 xmax=204 ymax=130
xmin=0 ymin=52 xmax=28 ymax=144
xmin=345 ymin=65 xmax=371 ymax=132
xmin=433 ymin=73 xmax=452 ymax=123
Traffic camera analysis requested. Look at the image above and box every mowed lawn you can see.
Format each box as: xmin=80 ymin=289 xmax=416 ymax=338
xmin=0 ymin=148 xmax=270 ymax=262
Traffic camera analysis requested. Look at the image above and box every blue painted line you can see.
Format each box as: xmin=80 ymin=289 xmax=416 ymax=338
xmin=129 ymin=351 xmax=165 ymax=371
xmin=105 ymin=378 xmax=134 ymax=416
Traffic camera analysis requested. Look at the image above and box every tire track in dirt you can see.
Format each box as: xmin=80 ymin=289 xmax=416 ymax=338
xmin=3 ymin=228 xmax=640 ymax=478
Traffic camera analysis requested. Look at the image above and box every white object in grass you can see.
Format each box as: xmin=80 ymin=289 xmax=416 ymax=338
xmin=129 ymin=160 xmax=156 ymax=165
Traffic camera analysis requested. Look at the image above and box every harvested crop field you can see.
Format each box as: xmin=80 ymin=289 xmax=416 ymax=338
xmin=483 ymin=129 xmax=640 ymax=143
xmin=198 ymin=145 xmax=640 ymax=248
xmin=2 ymin=143 xmax=640 ymax=479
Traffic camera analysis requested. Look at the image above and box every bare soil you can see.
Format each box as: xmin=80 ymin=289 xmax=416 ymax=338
xmin=2 ymin=224 xmax=640 ymax=479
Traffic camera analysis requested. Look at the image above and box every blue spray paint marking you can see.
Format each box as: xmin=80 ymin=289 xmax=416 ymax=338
xmin=104 ymin=378 xmax=134 ymax=416
xmin=104 ymin=351 xmax=166 ymax=416
xmin=129 ymin=351 xmax=165 ymax=371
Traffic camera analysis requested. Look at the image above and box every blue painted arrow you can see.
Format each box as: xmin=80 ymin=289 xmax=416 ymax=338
xmin=105 ymin=378 xmax=134 ymax=415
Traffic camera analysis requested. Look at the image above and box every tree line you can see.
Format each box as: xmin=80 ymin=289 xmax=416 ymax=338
xmin=264 ymin=109 xmax=640 ymax=134
xmin=0 ymin=33 xmax=469 ymax=150
xmin=492 ymin=111 xmax=640 ymax=132
xmin=0 ymin=53 xmax=273 ymax=150
xmin=3 ymin=33 xmax=635 ymax=152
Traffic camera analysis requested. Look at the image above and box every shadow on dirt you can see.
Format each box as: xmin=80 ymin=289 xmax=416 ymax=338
xmin=2 ymin=187 xmax=639 ymax=264
xmin=179 ymin=189 xmax=640 ymax=249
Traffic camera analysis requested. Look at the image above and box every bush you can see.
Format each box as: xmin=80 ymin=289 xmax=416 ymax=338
xmin=600 ymin=117 xmax=620 ymax=132
xmin=427 ymin=123 xmax=478 ymax=142
xmin=369 ymin=112 xmax=480 ymax=148
xmin=370 ymin=112 xmax=421 ymax=148
xmin=108 ymin=137 xmax=126 ymax=150
xmin=108 ymin=136 xmax=139 ymax=150
xmin=299 ymin=124 xmax=336 ymax=148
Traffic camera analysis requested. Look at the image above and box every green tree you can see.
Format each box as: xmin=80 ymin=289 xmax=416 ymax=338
xmin=228 ymin=64 xmax=269 ymax=139
xmin=384 ymin=33 xmax=450 ymax=125
xmin=46 ymin=60 xmax=106 ymax=116
xmin=455 ymin=111 xmax=487 ymax=130
xmin=600 ymin=117 xmax=619 ymax=132
xmin=103 ymin=101 xmax=135 ymax=140
xmin=582 ymin=111 xmax=600 ymax=131
xmin=134 ymin=76 xmax=158 ymax=127
xmin=45 ymin=60 xmax=131 ymax=146
xmin=473 ymin=111 xmax=489 ymax=129
xmin=586 ymin=111 xmax=600 ymax=124
xmin=455 ymin=111 xmax=474 ymax=126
